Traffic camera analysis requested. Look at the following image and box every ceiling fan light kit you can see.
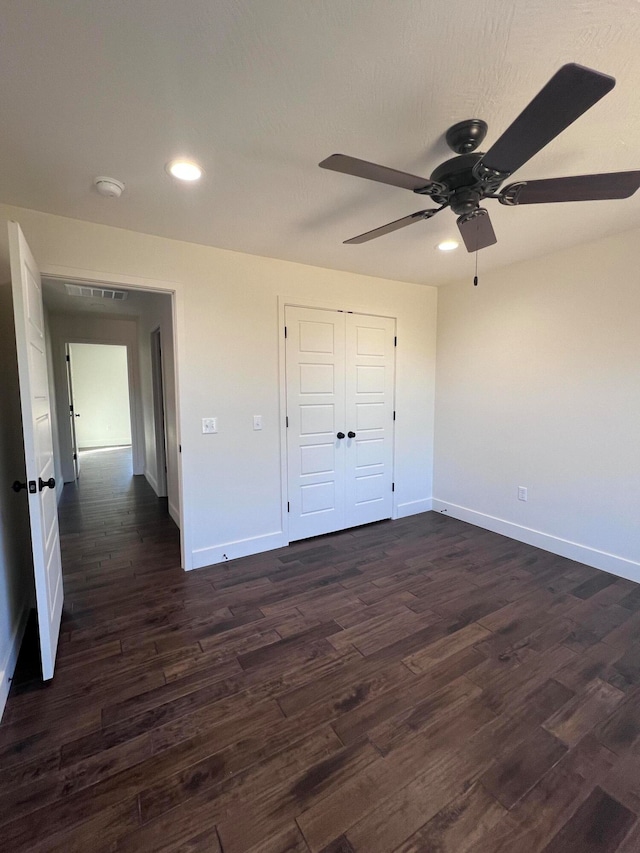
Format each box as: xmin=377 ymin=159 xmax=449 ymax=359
xmin=319 ymin=63 xmax=640 ymax=254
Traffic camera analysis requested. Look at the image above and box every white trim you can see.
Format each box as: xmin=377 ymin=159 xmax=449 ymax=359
xmin=168 ymin=500 xmax=180 ymax=528
xmin=191 ymin=531 xmax=287 ymax=570
xmin=150 ymin=327 xmax=168 ymax=498
xmin=0 ymin=604 xmax=29 ymax=722
xmin=145 ymin=469 xmax=159 ymax=496
xmin=396 ymin=498 xmax=433 ymax=518
xmin=41 ymin=264 xmax=180 ymax=292
xmin=79 ymin=439 xmax=133 ymax=449
xmin=432 ymin=499 xmax=640 ymax=583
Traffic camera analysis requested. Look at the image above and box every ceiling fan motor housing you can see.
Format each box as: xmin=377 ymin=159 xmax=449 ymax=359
xmin=429 ymin=152 xmax=491 ymax=213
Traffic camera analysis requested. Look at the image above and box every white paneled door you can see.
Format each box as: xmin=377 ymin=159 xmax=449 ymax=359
xmin=286 ymin=306 xmax=395 ymax=541
xmin=9 ymin=222 xmax=63 ymax=680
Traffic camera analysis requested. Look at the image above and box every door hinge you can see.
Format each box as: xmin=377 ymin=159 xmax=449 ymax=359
xmin=394 ymin=336 xmax=397 ymax=347
xmin=286 ymin=415 xmax=289 ymax=428
xmin=393 ymin=410 xmax=396 ymax=421
xmin=73 ymin=452 xmax=77 ymax=460
xmin=287 ymin=502 xmax=290 ymax=513
xmin=392 ymin=482 xmax=395 ymax=492
xmin=65 ymin=354 xmax=70 ymax=362
xmin=179 ymin=444 xmax=182 ymax=453
xmin=69 ymin=404 xmax=74 ymax=414
xmin=284 ymin=326 xmax=287 ymax=339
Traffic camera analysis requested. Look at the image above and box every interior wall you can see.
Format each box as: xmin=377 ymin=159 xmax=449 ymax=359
xmin=47 ymin=313 xmax=144 ymax=481
xmin=0 ymin=282 xmax=32 ymax=719
xmin=434 ymin=227 xmax=640 ymax=580
xmin=0 ymin=204 xmax=438 ymax=570
xmin=69 ymin=343 xmax=132 ymax=448
xmin=137 ymin=293 xmax=179 ymax=523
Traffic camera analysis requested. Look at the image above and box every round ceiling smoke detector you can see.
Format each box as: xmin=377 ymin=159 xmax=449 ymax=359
xmin=94 ymin=177 xmax=125 ymax=198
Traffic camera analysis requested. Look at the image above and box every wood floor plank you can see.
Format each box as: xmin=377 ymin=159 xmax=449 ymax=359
xmin=391 ymin=781 xmax=506 ymax=853
xmin=540 ymin=786 xmax=636 ymax=852
xmin=3 ymin=447 xmax=640 ymax=853
xmin=480 ymin=726 xmax=567 ymax=809
xmin=543 ymin=678 xmax=625 ymax=747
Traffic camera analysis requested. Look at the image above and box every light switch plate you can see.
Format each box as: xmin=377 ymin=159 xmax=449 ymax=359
xmin=253 ymin=415 xmax=263 ymax=431
xmin=202 ymin=417 xmax=217 ymax=434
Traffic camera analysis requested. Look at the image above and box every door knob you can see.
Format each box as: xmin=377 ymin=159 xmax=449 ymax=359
xmin=336 ymin=432 xmax=345 ymax=439
xmin=38 ymin=477 xmax=56 ymax=491
xmin=348 ymin=431 xmax=356 ymax=438
xmin=75 ymin=413 xmax=80 ymax=417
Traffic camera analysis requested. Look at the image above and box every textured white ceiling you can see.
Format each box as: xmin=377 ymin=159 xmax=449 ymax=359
xmin=2 ymin=0 xmax=640 ymax=285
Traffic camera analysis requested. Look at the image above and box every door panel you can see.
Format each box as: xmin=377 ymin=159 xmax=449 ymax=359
xmin=9 ymin=221 xmax=63 ymax=681
xmin=345 ymin=313 xmax=395 ymax=527
xmin=286 ymin=307 xmax=395 ymax=541
xmin=286 ymin=307 xmax=346 ymax=541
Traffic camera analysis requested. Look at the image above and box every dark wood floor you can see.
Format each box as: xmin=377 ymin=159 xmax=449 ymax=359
xmin=2 ymin=448 xmax=640 ymax=852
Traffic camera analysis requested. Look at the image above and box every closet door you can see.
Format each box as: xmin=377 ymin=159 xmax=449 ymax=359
xmin=285 ymin=307 xmax=346 ymax=541
xmin=344 ymin=313 xmax=396 ymax=527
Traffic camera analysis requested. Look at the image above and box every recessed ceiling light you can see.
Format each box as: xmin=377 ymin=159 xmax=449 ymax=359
xmin=166 ymin=159 xmax=203 ymax=182
xmin=437 ymin=240 xmax=460 ymax=252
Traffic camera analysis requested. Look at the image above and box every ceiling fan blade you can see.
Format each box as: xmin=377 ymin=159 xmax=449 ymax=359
xmin=457 ymin=209 xmax=497 ymax=252
xmin=479 ymin=64 xmax=615 ymax=177
xmin=320 ymin=154 xmax=437 ymax=193
xmin=501 ymin=171 xmax=640 ymax=204
xmin=344 ymin=208 xmax=442 ymax=244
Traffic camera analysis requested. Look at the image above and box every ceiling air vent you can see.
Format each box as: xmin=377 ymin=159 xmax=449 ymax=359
xmin=64 ymin=283 xmax=128 ymax=300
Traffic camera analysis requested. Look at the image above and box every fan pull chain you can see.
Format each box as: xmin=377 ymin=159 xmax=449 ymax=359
xmin=473 ymin=218 xmax=479 ymax=285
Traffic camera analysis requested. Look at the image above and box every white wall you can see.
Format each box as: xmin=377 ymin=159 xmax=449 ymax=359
xmin=434 ymin=228 xmax=640 ymax=580
xmin=69 ymin=343 xmax=132 ymax=448
xmin=0 ymin=282 xmax=32 ymax=719
xmin=48 ymin=313 xmax=144 ymax=481
xmin=0 ymin=204 xmax=438 ymax=570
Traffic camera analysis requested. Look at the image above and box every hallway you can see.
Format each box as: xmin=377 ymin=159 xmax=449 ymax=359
xmin=1 ymin=449 xmax=640 ymax=851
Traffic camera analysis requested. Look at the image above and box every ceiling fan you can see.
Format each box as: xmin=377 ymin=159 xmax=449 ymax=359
xmin=319 ymin=63 xmax=640 ymax=252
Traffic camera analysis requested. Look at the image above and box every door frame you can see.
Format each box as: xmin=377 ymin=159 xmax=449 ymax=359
xmin=41 ymin=264 xmax=190 ymax=570
xmin=278 ymin=296 xmax=398 ymax=545
xmin=64 ymin=343 xmax=81 ymax=481
xmin=150 ymin=326 xmax=168 ymax=498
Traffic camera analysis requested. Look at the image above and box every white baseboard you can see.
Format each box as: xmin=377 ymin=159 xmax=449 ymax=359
xmin=432 ymin=499 xmax=640 ymax=583
xmin=191 ymin=530 xmax=288 ymax=570
xmin=168 ymin=500 xmax=180 ymax=528
xmin=144 ymin=469 xmax=159 ymax=496
xmin=79 ymin=440 xmax=132 ymax=449
xmin=0 ymin=604 xmax=29 ymax=723
xmin=396 ymin=498 xmax=433 ymax=519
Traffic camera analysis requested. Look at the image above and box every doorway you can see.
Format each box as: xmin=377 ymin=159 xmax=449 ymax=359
xmin=67 ymin=343 xmax=133 ymax=457
xmin=42 ymin=275 xmax=183 ymax=562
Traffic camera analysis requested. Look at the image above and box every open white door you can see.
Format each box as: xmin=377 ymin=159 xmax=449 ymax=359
xmin=9 ymin=221 xmax=63 ymax=681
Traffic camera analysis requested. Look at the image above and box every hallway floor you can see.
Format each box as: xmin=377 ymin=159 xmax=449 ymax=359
xmin=2 ymin=447 xmax=640 ymax=851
